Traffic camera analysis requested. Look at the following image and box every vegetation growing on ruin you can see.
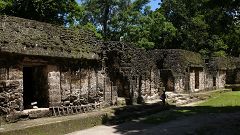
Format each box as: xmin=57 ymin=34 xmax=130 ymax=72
xmin=208 ymin=57 xmax=237 ymax=71
xmin=150 ymin=49 xmax=205 ymax=76
xmin=181 ymin=50 xmax=204 ymax=66
xmin=0 ymin=16 xmax=101 ymax=59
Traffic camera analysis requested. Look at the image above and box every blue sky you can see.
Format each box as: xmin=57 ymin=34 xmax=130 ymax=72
xmin=149 ymin=0 xmax=160 ymax=11
xmin=77 ymin=0 xmax=160 ymax=11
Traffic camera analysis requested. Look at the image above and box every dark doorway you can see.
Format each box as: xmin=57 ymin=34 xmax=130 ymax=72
xmin=213 ymin=77 xmax=216 ymax=87
xmin=160 ymin=70 xmax=174 ymax=91
xmin=195 ymin=71 xmax=199 ymax=89
xmin=23 ymin=66 xmax=49 ymax=109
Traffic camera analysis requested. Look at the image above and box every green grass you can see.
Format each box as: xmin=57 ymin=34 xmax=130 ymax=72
xmin=198 ymin=91 xmax=240 ymax=107
xmin=143 ymin=91 xmax=240 ymax=124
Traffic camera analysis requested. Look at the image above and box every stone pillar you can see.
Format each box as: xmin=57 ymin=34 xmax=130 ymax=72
xmin=130 ymin=77 xmax=138 ymax=105
xmin=47 ymin=65 xmax=61 ymax=107
xmin=199 ymin=71 xmax=205 ymax=91
xmin=189 ymin=70 xmax=195 ymax=92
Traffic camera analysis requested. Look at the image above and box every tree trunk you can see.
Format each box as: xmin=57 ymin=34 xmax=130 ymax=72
xmin=103 ymin=0 xmax=110 ymax=40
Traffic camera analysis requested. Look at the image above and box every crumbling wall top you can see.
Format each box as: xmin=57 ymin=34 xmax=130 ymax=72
xmin=149 ymin=49 xmax=204 ymax=76
xmin=0 ymin=15 xmax=101 ymax=60
xmin=104 ymin=41 xmax=156 ymax=78
xmin=208 ymin=57 xmax=237 ymax=71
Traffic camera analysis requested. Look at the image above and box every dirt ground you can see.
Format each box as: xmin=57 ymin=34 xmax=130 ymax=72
xmin=66 ymin=111 xmax=240 ymax=135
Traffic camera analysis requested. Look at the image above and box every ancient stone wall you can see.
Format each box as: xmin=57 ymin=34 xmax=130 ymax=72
xmin=48 ymin=65 xmax=61 ymax=107
xmin=0 ymin=54 xmax=116 ymax=117
xmin=104 ymin=42 xmax=163 ymax=104
xmin=204 ymin=72 xmax=214 ymax=90
xmin=0 ymin=66 xmax=23 ymax=115
xmin=198 ymin=71 xmax=205 ymax=91
xmin=174 ymin=76 xmax=185 ymax=93
xmin=140 ymin=70 xmax=162 ymax=102
xmin=216 ymin=70 xmax=226 ymax=88
xmin=187 ymin=69 xmax=226 ymax=92
xmin=189 ymin=70 xmax=195 ymax=92
xmin=189 ymin=68 xmax=205 ymax=92
xmin=59 ymin=66 xmax=114 ymax=107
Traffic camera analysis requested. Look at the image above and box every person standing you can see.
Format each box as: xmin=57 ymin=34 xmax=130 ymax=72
xmin=160 ymin=90 xmax=166 ymax=105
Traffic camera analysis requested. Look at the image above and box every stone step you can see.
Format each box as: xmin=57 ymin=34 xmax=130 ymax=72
xmin=0 ymin=111 xmax=107 ymax=135
xmin=49 ymin=102 xmax=103 ymax=117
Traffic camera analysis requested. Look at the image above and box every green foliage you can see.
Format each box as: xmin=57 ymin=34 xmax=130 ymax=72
xmin=0 ymin=0 xmax=11 ymax=9
xmin=148 ymin=11 xmax=177 ymax=49
xmin=137 ymin=38 xmax=155 ymax=49
xmin=119 ymin=4 xmax=176 ymax=49
xmin=80 ymin=0 xmax=133 ymax=39
xmin=0 ymin=0 xmax=83 ymax=25
xmin=160 ymin=0 xmax=240 ymax=56
xmin=82 ymin=23 xmax=103 ymax=39
xmin=0 ymin=0 xmax=13 ymax=13
xmin=72 ymin=22 xmax=103 ymax=39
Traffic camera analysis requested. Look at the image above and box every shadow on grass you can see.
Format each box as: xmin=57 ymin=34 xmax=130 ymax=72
xmin=105 ymin=102 xmax=171 ymax=124
xmin=195 ymin=119 xmax=240 ymax=135
xmin=148 ymin=105 xmax=240 ymax=123
xmin=104 ymin=105 xmax=240 ymax=135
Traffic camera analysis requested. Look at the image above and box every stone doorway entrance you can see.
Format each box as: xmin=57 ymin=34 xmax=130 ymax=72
xmin=23 ymin=66 xmax=49 ymax=109
xmin=160 ymin=70 xmax=174 ymax=91
xmin=195 ymin=70 xmax=199 ymax=89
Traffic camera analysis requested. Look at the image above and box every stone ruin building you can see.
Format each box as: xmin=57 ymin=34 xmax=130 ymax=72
xmin=0 ymin=15 xmax=239 ymax=122
xmin=225 ymin=57 xmax=240 ymax=90
xmin=150 ymin=50 xmax=237 ymax=93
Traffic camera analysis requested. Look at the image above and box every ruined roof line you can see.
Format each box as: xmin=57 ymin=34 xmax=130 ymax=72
xmin=0 ymin=15 xmax=101 ymax=60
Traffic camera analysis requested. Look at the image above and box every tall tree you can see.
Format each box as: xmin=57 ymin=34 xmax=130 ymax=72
xmin=160 ymin=0 xmax=240 ymax=57
xmin=81 ymin=0 xmax=176 ymax=49
xmin=81 ymin=0 xmax=132 ymax=40
xmin=122 ymin=9 xmax=176 ymax=49
xmin=0 ymin=0 xmax=83 ymax=25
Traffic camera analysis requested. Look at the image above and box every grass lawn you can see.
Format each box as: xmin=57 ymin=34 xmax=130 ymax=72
xmin=198 ymin=91 xmax=240 ymax=107
xmin=143 ymin=91 xmax=240 ymax=124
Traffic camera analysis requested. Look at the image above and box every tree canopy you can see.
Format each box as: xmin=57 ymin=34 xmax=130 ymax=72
xmin=0 ymin=0 xmax=83 ymax=25
xmin=160 ymin=0 xmax=240 ymax=57
xmin=0 ymin=0 xmax=239 ymax=57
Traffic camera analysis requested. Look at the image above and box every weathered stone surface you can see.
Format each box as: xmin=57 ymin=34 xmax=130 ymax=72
xmin=0 ymin=15 xmax=101 ymax=60
xmin=9 ymin=67 xmax=23 ymax=80
xmin=0 ymin=79 xmax=23 ymax=115
xmin=59 ymin=66 xmax=112 ymax=106
xmin=27 ymin=109 xmax=51 ymax=119
xmin=48 ymin=65 xmax=61 ymax=107
xmin=5 ymin=111 xmax=28 ymax=123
